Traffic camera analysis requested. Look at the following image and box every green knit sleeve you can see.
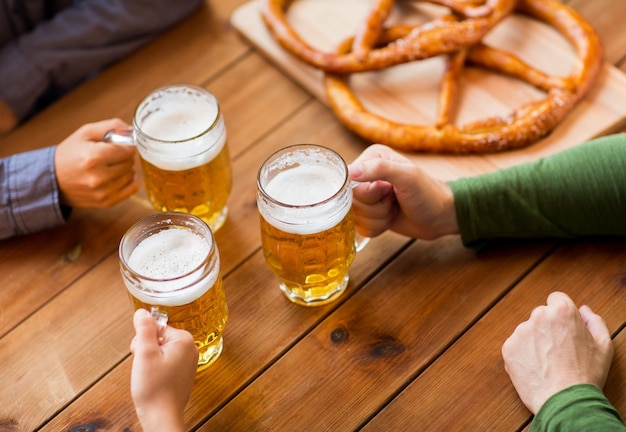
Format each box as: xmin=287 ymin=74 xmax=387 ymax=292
xmin=530 ymin=384 xmax=625 ymax=432
xmin=449 ymin=133 xmax=626 ymax=246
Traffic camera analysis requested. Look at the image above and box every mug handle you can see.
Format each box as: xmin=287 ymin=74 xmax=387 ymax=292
xmin=150 ymin=306 xmax=168 ymax=343
xmin=355 ymin=233 xmax=370 ymax=252
xmin=351 ymin=181 xmax=370 ymax=252
xmin=103 ymin=127 xmax=136 ymax=145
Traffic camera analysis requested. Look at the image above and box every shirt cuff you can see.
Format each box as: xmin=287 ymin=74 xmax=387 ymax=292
xmin=530 ymin=383 xmax=625 ymax=432
xmin=1 ymin=146 xmax=66 ymax=239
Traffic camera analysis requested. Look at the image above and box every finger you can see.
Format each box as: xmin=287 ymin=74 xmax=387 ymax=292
xmin=579 ymin=305 xmax=613 ymax=347
xmin=546 ymin=291 xmax=575 ymax=307
xmin=79 ymin=118 xmax=129 ymax=141
xmin=349 ymin=143 xmax=407 ymax=166
xmin=528 ymin=304 xmax=548 ymax=322
xmin=132 ymin=308 xmax=160 ymax=354
xmin=162 ymin=326 xmax=195 ymax=347
xmin=111 ymin=178 xmax=140 ymax=204
xmin=545 ymin=291 xmax=578 ymax=321
xmin=91 ymin=141 xmax=137 ymax=166
xmin=130 ymin=335 xmax=138 ymax=354
xmin=352 ymin=179 xmax=394 ymax=205
xmin=352 ymin=187 xmax=396 ymax=219
xmin=101 ymin=157 xmax=137 ymax=179
xmin=349 ymin=156 xmax=421 ymax=203
xmin=352 ymin=214 xmax=392 ymax=237
xmin=94 ymin=176 xmax=139 ymax=208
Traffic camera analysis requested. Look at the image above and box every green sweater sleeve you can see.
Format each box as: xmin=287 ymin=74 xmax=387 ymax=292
xmin=449 ymin=133 xmax=626 ymax=246
xmin=530 ymin=383 xmax=625 ymax=432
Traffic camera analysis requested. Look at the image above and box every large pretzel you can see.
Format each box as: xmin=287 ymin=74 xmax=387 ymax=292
xmin=260 ymin=0 xmax=517 ymax=74
xmin=323 ymin=0 xmax=603 ymax=153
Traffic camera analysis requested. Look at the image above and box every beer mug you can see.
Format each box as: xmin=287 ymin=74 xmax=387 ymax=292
xmin=256 ymin=144 xmax=369 ymax=306
xmin=119 ymin=212 xmax=228 ymax=371
xmin=105 ymin=84 xmax=232 ymax=232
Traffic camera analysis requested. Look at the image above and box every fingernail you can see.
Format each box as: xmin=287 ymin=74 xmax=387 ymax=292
xmin=349 ymin=162 xmax=363 ymax=178
xmin=135 ymin=308 xmax=150 ymax=318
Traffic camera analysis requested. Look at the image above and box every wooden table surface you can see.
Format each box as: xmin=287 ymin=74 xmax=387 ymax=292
xmin=1 ymin=1 xmax=625 ymax=431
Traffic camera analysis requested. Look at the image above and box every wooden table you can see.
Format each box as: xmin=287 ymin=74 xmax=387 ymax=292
xmin=1 ymin=1 xmax=624 ymax=431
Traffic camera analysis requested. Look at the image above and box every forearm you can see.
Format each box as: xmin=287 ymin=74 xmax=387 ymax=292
xmin=530 ymin=384 xmax=625 ymax=432
xmin=450 ymin=134 xmax=626 ymax=246
xmin=0 ymin=146 xmax=67 ymax=240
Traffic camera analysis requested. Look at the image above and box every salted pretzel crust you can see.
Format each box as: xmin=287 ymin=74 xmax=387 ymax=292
xmin=260 ymin=0 xmax=516 ymax=74
xmin=260 ymin=0 xmax=603 ymax=153
xmin=322 ymin=0 xmax=603 ymax=153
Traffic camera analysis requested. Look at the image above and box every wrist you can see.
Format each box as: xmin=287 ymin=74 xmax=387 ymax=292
xmin=135 ymin=403 xmax=186 ymax=432
xmin=436 ymin=181 xmax=460 ymax=237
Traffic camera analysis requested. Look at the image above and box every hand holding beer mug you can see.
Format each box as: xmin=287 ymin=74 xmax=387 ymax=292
xmin=105 ymin=84 xmax=232 ymax=231
xmin=256 ymin=144 xmax=369 ymax=306
xmin=119 ymin=212 xmax=228 ymax=371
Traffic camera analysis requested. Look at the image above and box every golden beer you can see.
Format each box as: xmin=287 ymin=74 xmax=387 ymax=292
xmin=140 ymin=142 xmax=232 ymax=230
xmin=119 ymin=212 xmax=228 ymax=371
xmin=259 ymin=209 xmax=356 ymax=305
xmin=134 ymin=84 xmax=232 ymax=231
xmin=257 ymin=144 xmax=363 ymax=306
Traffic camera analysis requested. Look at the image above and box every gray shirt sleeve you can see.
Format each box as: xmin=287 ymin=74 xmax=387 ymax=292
xmin=0 ymin=0 xmax=202 ymax=120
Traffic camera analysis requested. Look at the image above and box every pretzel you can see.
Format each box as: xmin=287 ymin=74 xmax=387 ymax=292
xmin=323 ymin=0 xmax=603 ymax=153
xmin=260 ymin=0 xmax=517 ymax=74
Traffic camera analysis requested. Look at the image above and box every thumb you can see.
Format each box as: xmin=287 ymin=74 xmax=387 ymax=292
xmin=131 ymin=308 xmax=159 ymax=354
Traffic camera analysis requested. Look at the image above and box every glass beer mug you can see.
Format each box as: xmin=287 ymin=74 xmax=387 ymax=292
xmin=256 ymin=144 xmax=369 ymax=306
xmin=105 ymin=84 xmax=232 ymax=232
xmin=119 ymin=212 xmax=228 ymax=371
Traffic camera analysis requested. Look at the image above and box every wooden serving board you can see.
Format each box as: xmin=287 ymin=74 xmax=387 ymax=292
xmin=231 ymin=0 xmax=626 ymax=180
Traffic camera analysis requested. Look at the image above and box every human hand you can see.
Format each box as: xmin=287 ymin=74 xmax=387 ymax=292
xmin=348 ymin=144 xmax=459 ymax=239
xmin=0 ymin=98 xmax=18 ymax=136
xmin=130 ymin=308 xmax=199 ymax=432
xmin=502 ymin=291 xmax=614 ymax=414
xmin=54 ymin=118 xmax=139 ymax=208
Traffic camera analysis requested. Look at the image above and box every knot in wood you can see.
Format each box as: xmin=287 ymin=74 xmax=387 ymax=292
xmin=330 ymin=326 xmax=348 ymax=344
xmin=370 ymin=339 xmax=405 ymax=358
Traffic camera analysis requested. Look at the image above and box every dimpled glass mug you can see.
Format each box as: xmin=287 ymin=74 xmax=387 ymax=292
xmin=256 ymin=144 xmax=369 ymax=306
xmin=119 ymin=212 xmax=228 ymax=371
xmin=105 ymin=84 xmax=232 ymax=232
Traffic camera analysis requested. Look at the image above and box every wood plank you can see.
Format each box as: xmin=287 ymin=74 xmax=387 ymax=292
xmin=31 ymin=94 xmax=409 ymax=431
xmin=199 ymin=238 xmax=554 ymax=431
xmin=0 ymin=39 xmax=310 ymax=337
xmin=0 ymin=253 xmax=133 ymax=432
xmin=0 ymin=202 xmax=153 ymax=338
xmin=361 ymin=240 xmax=626 ymax=431
xmin=567 ymin=0 xmax=626 ymax=66
xmin=40 ymin=220 xmax=409 ymax=431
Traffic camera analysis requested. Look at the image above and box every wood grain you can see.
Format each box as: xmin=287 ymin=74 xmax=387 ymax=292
xmin=1 ymin=1 xmax=624 ymax=431
xmin=362 ymin=240 xmax=626 ymax=431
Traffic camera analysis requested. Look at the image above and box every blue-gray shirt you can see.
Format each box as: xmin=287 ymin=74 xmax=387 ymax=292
xmin=0 ymin=0 xmax=202 ymax=120
xmin=0 ymin=0 xmax=201 ymax=239
xmin=0 ymin=146 xmax=65 ymax=239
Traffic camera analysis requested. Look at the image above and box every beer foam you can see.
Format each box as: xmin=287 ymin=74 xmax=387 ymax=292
xmin=260 ymin=164 xmax=350 ymax=234
xmin=141 ymin=100 xmax=215 ymax=142
xmin=128 ymin=228 xmax=218 ymax=306
xmin=137 ymin=96 xmax=227 ymax=171
xmin=265 ymin=165 xmax=340 ymax=205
